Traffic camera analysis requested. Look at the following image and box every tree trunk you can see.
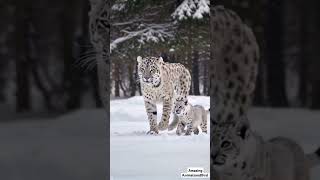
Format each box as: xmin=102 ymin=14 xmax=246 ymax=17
xmin=114 ymin=61 xmax=120 ymax=97
xmin=265 ymin=0 xmax=288 ymax=107
xmin=136 ymin=63 xmax=142 ymax=96
xmin=129 ymin=62 xmax=136 ymax=96
xmin=307 ymin=0 xmax=320 ymax=109
xmin=89 ymin=0 xmax=111 ymax=110
xmin=187 ymin=21 xmax=193 ymax=95
xmin=253 ymin=59 xmax=268 ymax=106
xmin=119 ymin=78 xmax=128 ymax=97
xmin=203 ymin=60 xmax=208 ymax=95
xmin=296 ymin=0 xmax=308 ymax=107
xmin=62 ymin=0 xmax=83 ymax=110
xmin=0 ymin=56 xmax=7 ymax=102
xmin=15 ymin=1 xmax=31 ymax=112
xmin=192 ymin=50 xmax=200 ymax=95
xmin=91 ymin=73 xmax=103 ymax=107
xmin=253 ymin=65 xmax=263 ymax=106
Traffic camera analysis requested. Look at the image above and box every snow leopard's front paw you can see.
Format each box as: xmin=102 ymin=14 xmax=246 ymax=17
xmin=158 ymin=120 xmax=169 ymax=131
xmin=176 ymin=128 xmax=183 ymax=136
xmin=193 ymin=128 xmax=199 ymax=135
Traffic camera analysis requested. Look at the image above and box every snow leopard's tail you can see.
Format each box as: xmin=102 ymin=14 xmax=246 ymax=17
xmin=307 ymin=147 xmax=320 ymax=167
xmin=168 ymin=114 xmax=180 ymax=131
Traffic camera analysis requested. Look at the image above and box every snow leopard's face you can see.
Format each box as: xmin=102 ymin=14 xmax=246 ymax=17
xmin=212 ymin=123 xmax=249 ymax=170
xmin=89 ymin=0 xmax=109 ymax=53
xmin=137 ymin=56 xmax=162 ymax=87
xmin=174 ymin=96 xmax=189 ymax=116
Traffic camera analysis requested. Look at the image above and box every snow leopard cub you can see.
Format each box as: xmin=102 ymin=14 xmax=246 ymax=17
xmin=169 ymin=96 xmax=209 ymax=135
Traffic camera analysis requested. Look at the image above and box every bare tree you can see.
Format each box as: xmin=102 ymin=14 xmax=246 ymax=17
xmin=14 ymin=1 xmax=31 ymax=112
xmin=89 ymin=0 xmax=110 ymax=110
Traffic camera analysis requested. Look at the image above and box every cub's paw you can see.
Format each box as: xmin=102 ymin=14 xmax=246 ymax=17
xmin=176 ymin=129 xmax=183 ymax=136
xmin=184 ymin=131 xmax=192 ymax=136
xmin=193 ymin=128 xmax=199 ymax=135
xmin=158 ymin=121 xmax=169 ymax=131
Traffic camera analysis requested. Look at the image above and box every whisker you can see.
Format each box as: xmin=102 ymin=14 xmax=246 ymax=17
xmin=77 ymin=54 xmax=96 ymax=61
xmin=73 ymin=42 xmax=95 ymax=48
xmin=80 ymin=48 xmax=96 ymax=53
xmin=73 ymin=57 xmax=97 ymax=73
xmin=78 ymin=52 xmax=96 ymax=58
xmin=76 ymin=54 xmax=96 ymax=63
xmin=87 ymin=61 xmax=97 ymax=71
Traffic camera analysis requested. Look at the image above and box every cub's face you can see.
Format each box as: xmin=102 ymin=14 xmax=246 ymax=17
xmin=174 ymin=97 xmax=188 ymax=116
xmin=212 ymin=123 xmax=249 ymax=170
xmin=137 ymin=56 xmax=162 ymax=87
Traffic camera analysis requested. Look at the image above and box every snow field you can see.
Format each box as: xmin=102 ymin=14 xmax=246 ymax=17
xmin=110 ymin=96 xmax=320 ymax=180
xmin=110 ymin=96 xmax=210 ymax=180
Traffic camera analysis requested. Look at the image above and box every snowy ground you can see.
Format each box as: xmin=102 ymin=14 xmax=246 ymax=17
xmin=249 ymin=108 xmax=320 ymax=180
xmin=0 ymin=96 xmax=320 ymax=180
xmin=111 ymin=96 xmax=320 ymax=180
xmin=0 ymin=108 xmax=108 ymax=180
xmin=110 ymin=96 xmax=210 ymax=180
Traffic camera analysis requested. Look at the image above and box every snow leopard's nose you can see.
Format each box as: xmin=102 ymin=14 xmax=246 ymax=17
xmin=143 ymin=77 xmax=152 ymax=82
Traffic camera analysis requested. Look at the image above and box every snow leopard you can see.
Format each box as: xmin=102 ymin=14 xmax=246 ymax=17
xmin=88 ymin=0 xmax=110 ymax=108
xmin=137 ymin=56 xmax=191 ymax=134
xmin=210 ymin=5 xmax=320 ymax=180
xmin=213 ymin=123 xmax=320 ymax=180
xmin=168 ymin=96 xmax=208 ymax=136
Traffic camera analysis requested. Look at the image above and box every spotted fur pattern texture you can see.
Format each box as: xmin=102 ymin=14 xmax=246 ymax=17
xmin=169 ymin=96 xmax=208 ymax=135
xmin=137 ymin=56 xmax=191 ymax=134
xmin=210 ymin=5 xmax=320 ymax=180
xmin=213 ymin=125 xmax=320 ymax=180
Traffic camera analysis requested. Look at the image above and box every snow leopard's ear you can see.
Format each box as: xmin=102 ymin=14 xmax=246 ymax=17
xmin=137 ymin=56 xmax=142 ymax=64
xmin=158 ymin=56 xmax=164 ymax=63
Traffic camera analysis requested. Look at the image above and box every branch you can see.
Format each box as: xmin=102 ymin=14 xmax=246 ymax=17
xmin=172 ymin=0 xmax=210 ymax=20
xmin=110 ymin=23 xmax=175 ymax=52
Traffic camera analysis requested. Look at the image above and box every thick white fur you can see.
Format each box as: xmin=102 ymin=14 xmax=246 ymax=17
xmin=217 ymin=131 xmax=319 ymax=180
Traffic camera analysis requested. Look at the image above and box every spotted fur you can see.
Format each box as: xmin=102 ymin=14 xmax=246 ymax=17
xmin=137 ymin=56 xmax=191 ymax=134
xmin=211 ymin=5 xmax=320 ymax=180
xmin=169 ymin=96 xmax=208 ymax=135
xmin=213 ymin=125 xmax=320 ymax=180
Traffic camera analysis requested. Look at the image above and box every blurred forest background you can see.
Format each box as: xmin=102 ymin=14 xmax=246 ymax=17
xmin=110 ymin=0 xmax=210 ymax=98
xmin=216 ymin=0 xmax=320 ymax=109
xmin=0 ymin=0 xmax=100 ymax=114
xmin=0 ymin=0 xmax=210 ymax=114
xmin=1 ymin=0 xmax=320 ymax=115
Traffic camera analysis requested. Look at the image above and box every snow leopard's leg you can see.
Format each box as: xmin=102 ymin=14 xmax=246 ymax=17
xmin=168 ymin=114 xmax=179 ymax=131
xmin=144 ymin=100 xmax=158 ymax=134
xmin=185 ymin=119 xmax=193 ymax=136
xmin=178 ymin=67 xmax=191 ymax=100
xmin=176 ymin=121 xmax=186 ymax=135
xmin=158 ymin=97 xmax=172 ymax=131
xmin=193 ymin=128 xmax=199 ymax=135
xmin=200 ymin=109 xmax=208 ymax=133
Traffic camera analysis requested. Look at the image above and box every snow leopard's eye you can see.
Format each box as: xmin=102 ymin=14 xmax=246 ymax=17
xmin=139 ymin=66 xmax=145 ymax=72
xmin=184 ymin=101 xmax=188 ymax=105
xmin=221 ymin=140 xmax=232 ymax=149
